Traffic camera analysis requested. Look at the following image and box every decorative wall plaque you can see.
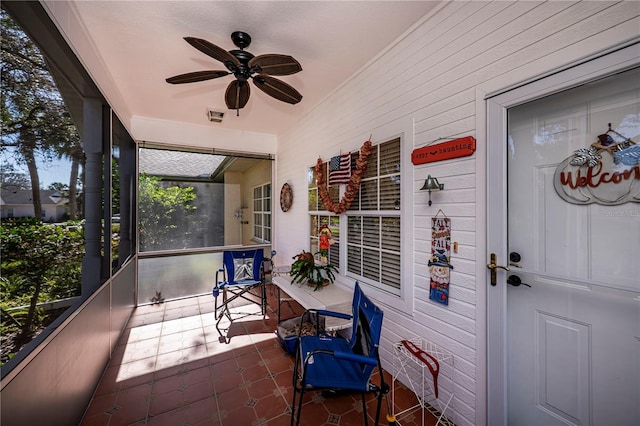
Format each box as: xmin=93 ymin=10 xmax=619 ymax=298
xmin=280 ymin=183 xmax=293 ymax=212
xmin=429 ymin=211 xmax=453 ymax=306
xmin=412 ymin=136 xmax=476 ymax=165
xmin=553 ymin=126 xmax=639 ymax=205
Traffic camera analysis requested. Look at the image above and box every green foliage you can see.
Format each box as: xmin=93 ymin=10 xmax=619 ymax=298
xmin=1 ymin=10 xmax=82 ymax=217
xmin=112 ymin=155 xmax=120 ymax=215
xmin=289 ymin=250 xmax=337 ymax=291
xmin=0 ymin=276 xmax=30 ymax=309
xmin=138 ymin=174 xmax=203 ymax=251
xmin=47 ymin=182 xmax=68 ymax=192
xmin=0 ymin=218 xmax=83 ymax=341
xmin=1 ymin=9 xmax=80 ymax=157
xmin=0 ymin=161 xmax=30 ymax=189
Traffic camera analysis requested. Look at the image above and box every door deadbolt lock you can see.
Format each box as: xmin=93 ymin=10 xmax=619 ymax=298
xmin=507 ymin=275 xmax=531 ymax=288
xmin=509 ymin=252 xmax=523 ymax=268
xmin=487 ymin=253 xmax=510 ymax=286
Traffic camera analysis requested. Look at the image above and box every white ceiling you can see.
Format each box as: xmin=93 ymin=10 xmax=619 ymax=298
xmin=56 ymin=1 xmax=439 ymax=136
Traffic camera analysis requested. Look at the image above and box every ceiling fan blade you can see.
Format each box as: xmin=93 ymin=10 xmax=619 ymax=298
xmin=253 ymin=74 xmax=302 ymax=104
xmin=225 ymin=80 xmax=250 ymax=110
xmin=184 ymin=37 xmax=240 ymax=70
xmin=166 ymin=70 xmax=229 ymax=84
xmin=248 ymin=54 xmax=302 ymax=76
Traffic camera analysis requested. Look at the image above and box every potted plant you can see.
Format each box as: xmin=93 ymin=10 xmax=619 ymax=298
xmin=290 ymin=250 xmax=338 ymax=291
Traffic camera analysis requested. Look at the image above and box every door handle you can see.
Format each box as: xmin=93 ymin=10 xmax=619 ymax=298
xmin=487 ymin=253 xmax=509 ymax=286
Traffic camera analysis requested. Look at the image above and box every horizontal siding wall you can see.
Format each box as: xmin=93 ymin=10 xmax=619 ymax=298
xmin=274 ymin=2 xmax=639 ymax=425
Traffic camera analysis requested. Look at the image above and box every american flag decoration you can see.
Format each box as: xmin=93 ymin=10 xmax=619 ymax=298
xmin=328 ymin=152 xmax=351 ymax=185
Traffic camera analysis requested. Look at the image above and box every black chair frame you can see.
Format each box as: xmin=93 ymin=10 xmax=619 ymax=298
xmin=213 ymin=249 xmax=267 ymax=343
xmin=290 ymin=283 xmax=388 ymax=426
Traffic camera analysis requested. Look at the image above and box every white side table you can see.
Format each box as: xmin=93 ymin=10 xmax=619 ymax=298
xmin=272 ymin=271 xmax=352 ymax=332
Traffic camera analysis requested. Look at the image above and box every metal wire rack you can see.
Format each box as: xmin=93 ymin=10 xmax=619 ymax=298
xmin=392 ymin=337 xmax=456 ymax=426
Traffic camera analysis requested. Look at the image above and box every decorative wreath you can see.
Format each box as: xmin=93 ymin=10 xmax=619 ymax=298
xmin=315 ymin=140 xmax=373 ymax=214
xmin=280 ymin=183 xmax=293 ymax=212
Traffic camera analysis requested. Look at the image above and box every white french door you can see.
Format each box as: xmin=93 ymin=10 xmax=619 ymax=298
xmin=487 ymin=44 xmax=640 ymax=426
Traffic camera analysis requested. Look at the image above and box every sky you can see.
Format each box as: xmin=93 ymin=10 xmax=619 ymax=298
xmin=2 ymin=148 xmax=72 ymax=189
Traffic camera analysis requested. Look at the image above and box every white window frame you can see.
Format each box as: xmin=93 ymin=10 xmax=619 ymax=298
xmin=308 ymin=118 xmax=414 ymax=314
xmin=252 ymin=182 xmax=271 ymax=243
xmin=308 ymin=214 xmax=340 ymax=267
xmin=307 ymin=160 xmax=341 ymax=267
xmin=344 ymin=138 xmax=402 ymax=296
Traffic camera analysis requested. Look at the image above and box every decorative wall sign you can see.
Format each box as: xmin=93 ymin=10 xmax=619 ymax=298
xmin=429 ymin=211 xmax=453 ymax=306
xmin=412 ymin=136 xmax=476 ymax=165
xmin=280 ymin=183 xmax=293 ymax=212
xmin=553 ymin=126 xmax=640 ymax=205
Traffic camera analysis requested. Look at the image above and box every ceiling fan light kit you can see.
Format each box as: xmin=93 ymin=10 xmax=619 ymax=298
xmin=166 ymin=31 xmax=303 ymax=116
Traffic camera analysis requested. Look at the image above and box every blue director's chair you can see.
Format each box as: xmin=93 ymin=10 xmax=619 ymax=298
xmin=213 ymin=249 xmax=267 ymax=343
xmin=290 ymin=282 xmax=387 ymax=426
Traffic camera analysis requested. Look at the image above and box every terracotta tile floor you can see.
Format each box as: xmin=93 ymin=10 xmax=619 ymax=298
xmin=81 ymin=285 xmax=439 ymax=426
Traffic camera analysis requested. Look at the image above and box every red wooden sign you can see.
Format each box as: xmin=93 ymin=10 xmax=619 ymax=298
xmin=411 ymin=136 xmax=476 ymax=165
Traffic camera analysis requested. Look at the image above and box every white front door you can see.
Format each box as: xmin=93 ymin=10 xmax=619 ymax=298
xmin=487 ymin=45 xmax=640 ymax=426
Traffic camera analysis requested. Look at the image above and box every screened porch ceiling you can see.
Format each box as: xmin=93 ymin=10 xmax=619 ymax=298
xmin=44 ymin=1 xmax=439 ymax=138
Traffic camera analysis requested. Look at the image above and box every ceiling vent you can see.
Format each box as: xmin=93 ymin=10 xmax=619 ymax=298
xmin=207 ymin=109 xmax=224 ymax=123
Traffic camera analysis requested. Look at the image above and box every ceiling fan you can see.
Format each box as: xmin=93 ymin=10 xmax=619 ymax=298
xmin=166 ymin=31 xmax=303 ymax=116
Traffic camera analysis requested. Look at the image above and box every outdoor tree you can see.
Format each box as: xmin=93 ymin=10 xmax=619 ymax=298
xmin=47 ymin=182 xmax=69 ymax=192
xmin=138 ymin=174 xmax=202 ymax=251
xmin=111 ymin=155 xmax=120 ymax=216
xmin=58 ymin=144 xmax=84 ymax=220
xmin=0 ymin=10 xmax=82 ymax=218
xmin=0 ymin=161 xmax=30 ymax=190
xmin=0 ymin=218 xmax=83 ymax=347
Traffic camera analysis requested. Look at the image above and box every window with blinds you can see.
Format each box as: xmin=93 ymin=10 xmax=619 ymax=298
xmin=308 ymin=167 xmax=340 ymax=269
xmin=309 ymin=215 xmax=340 ymax=267
xmin=307 ymin=164 xmax=339 ymax=211
xmin=346 ymin=138 xmax=401 ymax=292
xmin=253 ymin=183 xmax=271 ymax=243
xmin=307 ymin=137 xmax=401 ymax=293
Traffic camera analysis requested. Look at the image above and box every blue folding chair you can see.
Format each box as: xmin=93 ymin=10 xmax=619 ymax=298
xmin=213 ymin=249 xmax=266 ymax=343
xmin=290 ymin=282 xmax=387 ymax=426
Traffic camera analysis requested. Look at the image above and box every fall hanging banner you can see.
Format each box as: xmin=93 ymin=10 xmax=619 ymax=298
xmin=429 ymin=215 xmax=453 ymax=306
